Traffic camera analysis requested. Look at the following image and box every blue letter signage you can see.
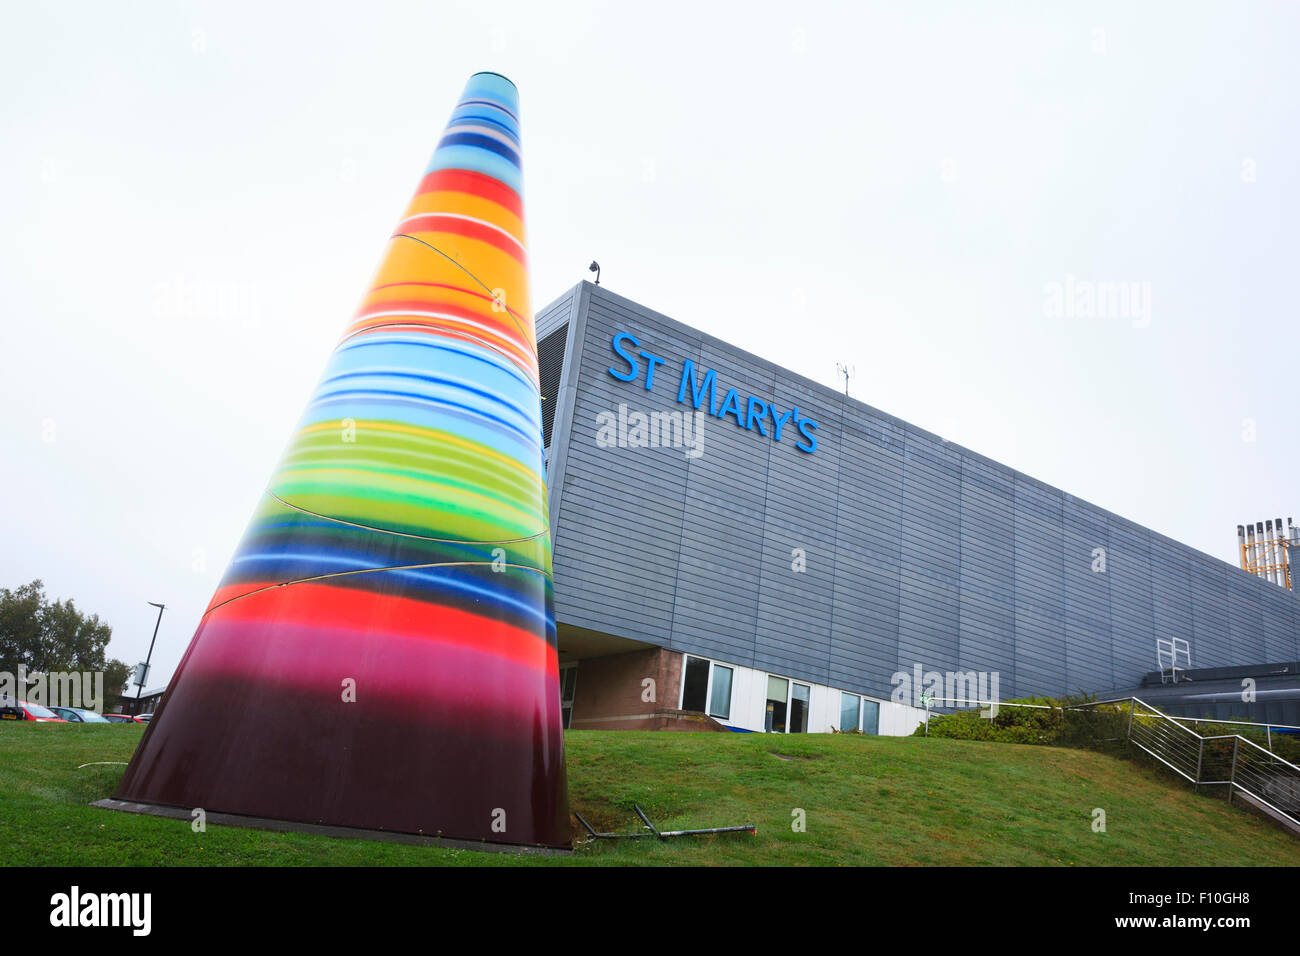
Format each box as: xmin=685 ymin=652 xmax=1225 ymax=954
xmin=608 ymin=332 xmax=818 ymax=453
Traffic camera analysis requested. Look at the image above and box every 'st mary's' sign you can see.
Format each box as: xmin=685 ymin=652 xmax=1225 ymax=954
xmin=607 ymin=332 xmax=818 ymax=453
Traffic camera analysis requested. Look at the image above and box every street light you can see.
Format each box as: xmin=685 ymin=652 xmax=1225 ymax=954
xmin=136 ymin=601 xmax=165 ymax=711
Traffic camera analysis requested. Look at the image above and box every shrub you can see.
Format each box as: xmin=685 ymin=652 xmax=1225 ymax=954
xmin=915 ymin=696 xmax=1298 ymax=770
xmin=915 ymin=695 xmax=1131 ymax=752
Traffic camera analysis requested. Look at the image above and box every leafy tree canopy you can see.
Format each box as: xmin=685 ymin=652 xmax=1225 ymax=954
xmin=0 ymin=580 xmax=130 ymax=703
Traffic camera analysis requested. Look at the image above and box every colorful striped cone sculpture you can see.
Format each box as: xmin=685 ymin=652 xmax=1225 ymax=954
xmin=115 ymin=73 xmax=570 ymax=849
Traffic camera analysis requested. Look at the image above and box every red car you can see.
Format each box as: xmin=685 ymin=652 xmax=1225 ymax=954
xmin=0 ymin=701 xmax=69 ymax=722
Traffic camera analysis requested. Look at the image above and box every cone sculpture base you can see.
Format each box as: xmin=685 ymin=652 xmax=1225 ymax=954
xmin=92 ymin=799 xmax=571 ymax=855
xmin=113 ymin=576 xmax=570 ymax=849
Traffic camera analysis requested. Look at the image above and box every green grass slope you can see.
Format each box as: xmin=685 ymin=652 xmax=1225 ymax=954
xmin=2 ymin=724 xmax=1295 ymax=866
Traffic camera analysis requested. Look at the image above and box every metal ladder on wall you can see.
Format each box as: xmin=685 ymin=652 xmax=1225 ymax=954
xmin=1155 ymin=637 xmax=1191 ymax=685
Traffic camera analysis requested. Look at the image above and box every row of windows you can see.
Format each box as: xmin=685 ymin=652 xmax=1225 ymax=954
xmin=679 ymin=654 xmax=880 ymax=734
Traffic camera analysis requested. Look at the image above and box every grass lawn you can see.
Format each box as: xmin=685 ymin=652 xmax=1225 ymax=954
xmin=3 ymin=724 xmax=1296 ymax=866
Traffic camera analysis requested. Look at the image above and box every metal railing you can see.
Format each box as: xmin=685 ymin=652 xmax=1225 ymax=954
xmin=1072 ymin=698 xmax=1300 ymax=829
xmin=1121 ymin=699 xmax=1206 ymax=782
xmin=1080 ymin=695 xmax=1300 ymax=753
xmin=923 ymin=695 xmax=1300 ymax=830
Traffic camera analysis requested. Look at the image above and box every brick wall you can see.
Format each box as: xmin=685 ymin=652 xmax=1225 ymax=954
xmin=569 ymin=648 xmax=723 ymax=731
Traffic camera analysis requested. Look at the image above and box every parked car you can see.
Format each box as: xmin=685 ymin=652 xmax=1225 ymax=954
xmin=1 ymin=701 xmax=69 ymax=722
xmin=137 ymin=713 xmax=154 ymax=723
xmin=49 ymin=706 xmax=112 ymax=723
xmin=102 ymin=713 xmax=144 ymax=724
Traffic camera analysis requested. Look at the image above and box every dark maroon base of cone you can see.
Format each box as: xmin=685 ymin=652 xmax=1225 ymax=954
xmin=92 ymin=798 xmax=571 ymax=854
xmin=115 ymin=674 xmax=571 ymax=849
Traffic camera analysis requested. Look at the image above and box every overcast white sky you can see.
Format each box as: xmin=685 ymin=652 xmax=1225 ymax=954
xmin=2 ymin=1 xmax=1296 ymax=689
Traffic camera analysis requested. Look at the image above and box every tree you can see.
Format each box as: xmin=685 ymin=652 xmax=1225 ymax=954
xmin=0 ymin=580 xmax=128 ymax=703
xmin=101 ymin=659 xmax=132 ymax=712
xmin=0 ymin=580 xmax=44 ymax=674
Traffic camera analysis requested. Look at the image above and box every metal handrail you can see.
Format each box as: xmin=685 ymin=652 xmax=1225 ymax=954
xmin=922 ymin=698 xmax=1053 ymax=710
xmin=1073 ymin=697 xmax=1300 ymax=734
xmin=930 ymin=695 xmax=1300 ymax=733
xmin=1174 ymin=715 xmax=1300 ymax=733
xmin=1130 ymin=698 xmax=1204 ymax=738
xmin=1232 ymin=730 xmax=1300 ymax=775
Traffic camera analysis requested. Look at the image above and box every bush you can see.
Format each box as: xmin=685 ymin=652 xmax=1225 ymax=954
xmin=915 ymin=696 xmax=1298 ymax=771
xmin=915 ymin=695 xmax=1131 ymax=753
xmin=915 ymin=699 xmax=1063 ymax=745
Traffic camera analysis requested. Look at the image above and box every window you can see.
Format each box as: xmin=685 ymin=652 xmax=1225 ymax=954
xmin=861 ymin=699 xmax=880 ymax=735
xmin=558 ymin=663 xmax=578 ymax=729
xmin=681 ymin=656 xmax=733 ymax=721
xmin=765 ymin=676 xmax=812 ymax=733
xmin=765 ymin=676 xmax=788 ymax=733
xmin=682 ymin=657 xmax=710 ymax=712
xmin=839 ymin=693 xmax=861 ymax=732
xmin=789 ymin=683 xmax=810 ymax=733
xmin=708 ymin=665 xmax=733 ymax=720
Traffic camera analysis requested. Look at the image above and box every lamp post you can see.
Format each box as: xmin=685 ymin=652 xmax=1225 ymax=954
xmin=136 ymin=602 xmax=165 ymax=710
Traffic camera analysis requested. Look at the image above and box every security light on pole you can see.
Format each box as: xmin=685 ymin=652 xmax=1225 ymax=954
xmin=137 ymin=602 xmax=165 ymax=705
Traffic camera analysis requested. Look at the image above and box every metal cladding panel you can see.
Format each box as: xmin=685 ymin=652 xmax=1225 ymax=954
xmin=1150 ymin=549 xmax=1195 ymax=663
xmin=542 ymin=282 xmax=1300 ymax=706
xmin=1106 ymin=522 xmax=1156 ymax=686
xmin=896 ymin=430 xmax=961 ymax=678
xmin=554 ymin=469 xmax=686 ymax=647
xmin=1260 ymin=583 xmax=1299 ymax=662
xmin=115 ymin=74 xmax=570 ymax=848
xmin=1227 ymin=572 xmax=1266 ymax=663
xmin=756 ymin=533 xmax=834 ymax=685
xmin=830 ymin=558 xmax=901 ymax=693
xmin=1010 ymin=477 xmax=1067 ymax=694
xmin=673 ymin=342 xmax=770 ymax=664
xmin=1192 ymin=564 xmax=1234 ymax=668
xmin=830 ymin=422 xmax=904 ymax=692
xmin=836 ymin=423 xmax=906 ymax=568
xmin=1062 ymin=500 xmax=1112 ymax=695
xmin=959 ymin=456 xmax=1016 ymax=694
xmin=756 ymin=381 xmax=840 ymax=684
xmin=536 ymin=288 xmax=577 ymax=341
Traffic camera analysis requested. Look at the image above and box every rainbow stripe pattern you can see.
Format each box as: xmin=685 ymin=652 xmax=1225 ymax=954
xmin=115 ymin=73 xmax=570 ymax=848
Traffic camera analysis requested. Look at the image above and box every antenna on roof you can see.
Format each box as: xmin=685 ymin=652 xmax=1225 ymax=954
xmin=835 ymin=363 xmax=855 ymax=398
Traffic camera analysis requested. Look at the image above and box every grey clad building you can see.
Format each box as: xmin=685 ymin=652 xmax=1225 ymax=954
xmin=536 ymin=281 xmax=1300 ymax=734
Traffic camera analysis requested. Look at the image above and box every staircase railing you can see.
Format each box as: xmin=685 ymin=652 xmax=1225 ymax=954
xmin=1074 ymin=697 xmax=1300 ymax=829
